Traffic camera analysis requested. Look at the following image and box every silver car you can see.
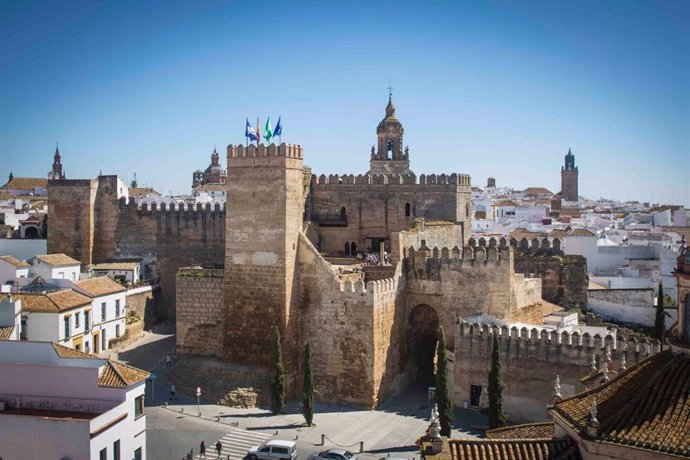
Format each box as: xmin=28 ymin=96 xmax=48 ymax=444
xmin=308 ymin=448 xmax=358 ymax=460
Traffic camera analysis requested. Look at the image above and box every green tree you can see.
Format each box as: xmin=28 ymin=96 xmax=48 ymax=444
xmin=301 ymin=340 xmax=314 ymax=426
xmin=130 ymin=172 xmax=138 ymax=189
xmin=271 ymin=326 xmax=285 ymax=415
xmin=488 ymin=332 xmax=507 ymax=429
xmin=654 ymin=281 xmax=665 ymax=342
xmin=435 ymin=326 xmax=453 ymax=436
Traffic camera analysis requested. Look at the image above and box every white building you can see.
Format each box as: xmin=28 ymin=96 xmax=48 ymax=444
xmin=16 ymin=289 xmax=94 ymax=352
xmin=31 ymin=253 xmax=81 ymax=281
xmin=71 ymin=277 xmax=128 ymax=353
xmin=0 ymin=290 xmax=21 ymax=341
xmin=0 ymin=341 xmax=148 ymax=460
xmin=92 ymin=261 xmax=141 ymax=284
xmin=0 ymin=255 xmax=30 ymax=286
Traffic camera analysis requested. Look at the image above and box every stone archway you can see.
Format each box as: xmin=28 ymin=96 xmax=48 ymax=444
xmin=408 ymin=304 xmax=439 ymax=385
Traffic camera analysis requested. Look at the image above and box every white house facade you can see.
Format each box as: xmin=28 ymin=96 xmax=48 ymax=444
xmin=31 ymin=253 xmax=81 ymax=281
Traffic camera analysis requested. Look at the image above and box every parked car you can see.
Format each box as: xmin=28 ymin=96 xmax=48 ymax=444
xmin=247 ymin=440 xmax=297 ymax=460
xmin=308 ymin=448 xmax=358 ymax=460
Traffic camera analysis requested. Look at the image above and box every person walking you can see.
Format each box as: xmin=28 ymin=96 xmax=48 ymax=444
xmin=215 ymin=440 xmax=222 ymax=458
xmin=170 ymin=384 xmax=176 ymax=400
xmin=165 ymin=352 xmax=172 ymax=368
xmin=200 ymin=440 xmax=206 ymax=458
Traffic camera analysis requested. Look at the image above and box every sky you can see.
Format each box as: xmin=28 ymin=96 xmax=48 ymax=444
xmin=1 ymin=0 xmax=688 ymax=205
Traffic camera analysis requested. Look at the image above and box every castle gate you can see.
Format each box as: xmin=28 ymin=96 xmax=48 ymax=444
xmin=408 ymin=304 xmax=439 ymax=384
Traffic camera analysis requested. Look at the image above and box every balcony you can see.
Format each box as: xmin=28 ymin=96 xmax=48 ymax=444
xmin=311 ymin=212 xmax=348 ymax=227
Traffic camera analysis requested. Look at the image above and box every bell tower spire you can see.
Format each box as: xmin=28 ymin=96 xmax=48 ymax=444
xmin=48 ymin=143 xmax=66 ymax=180
xmin=368 ymin=89 xmax=411 ymax=175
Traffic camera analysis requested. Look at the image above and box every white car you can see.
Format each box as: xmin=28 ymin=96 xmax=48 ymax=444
xmin=308 ymin=448 xmax=358 ymax=460
xmin=247 ymin=440 xmax=297 ymax=460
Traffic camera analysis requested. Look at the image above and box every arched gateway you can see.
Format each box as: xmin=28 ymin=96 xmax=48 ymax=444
xmin=408 ymin=304 xmax=439 ymax=385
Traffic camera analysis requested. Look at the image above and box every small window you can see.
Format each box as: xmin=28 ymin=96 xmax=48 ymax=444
xmin=102 ymin=330 xmax=107 ymax=350
xmin=63 ymin=316 xmax=70 ymax=339
xmin=113 ymin=440 xmax=121 ymax=460
xmin=115 ymin=299 xmax=121 ymax=317
xmin=100 ymin=447 xmax=107 ymax=460
xmin=75 ymin=312 xmax=80 ymax=328
xmin=116 ymin=324 xmax=120 ymax=337
xmin=101 ymin=302 xmax=106 ymax=322
xmin=345 ymin=242 xmax=351 ymax=256
xmin=134 ymin=395 xmax=144 ymax=418
xmin=273 ymin=447 xmax=288 ymax=455
xmin=340 ymin=206 xmax=346 ymax=217
xmin=260 ymin=447 xmax=271 ymax=453
xmin=134 ymin=447 xmax=142 ymax=460
xmin=405 ymin=202 xmax=411 ymax=217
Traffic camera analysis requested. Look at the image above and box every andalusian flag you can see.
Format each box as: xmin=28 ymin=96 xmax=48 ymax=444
xmin=264 ymin=117 xmax=273 ymax=142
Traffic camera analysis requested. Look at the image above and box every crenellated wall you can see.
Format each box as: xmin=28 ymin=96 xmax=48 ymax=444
xmin=297 ymin=233 xmax=404 ymax=407
xmin=308 ymin=172 xmax=471 ymax=256
xmin=454 ymin=320 xmax=660 ymax=423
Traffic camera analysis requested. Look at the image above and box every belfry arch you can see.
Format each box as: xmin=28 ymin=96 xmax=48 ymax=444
xmin=408 ymin=304 xmax=439 ymax=385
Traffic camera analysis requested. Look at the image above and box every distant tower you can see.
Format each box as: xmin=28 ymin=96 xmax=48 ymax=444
xmin=487 ymin=177 xmax=496 ymax=188
xmin=48 ymin=145 xmax=66 ymax=180
xmin=192 ymin=147 xmax=227 ymax=188
xmin=368 ymin=92 xmax=410 ymax=175
xmin=560 ymin=148 xmax=578 ymax=201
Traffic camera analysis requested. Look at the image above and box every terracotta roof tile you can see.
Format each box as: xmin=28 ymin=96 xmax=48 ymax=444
xmin=0 ymin=255 xmax=29 ymax=267
xmin=34 ymin=253 xmax=81 ymax=266
xmin=74 ymin=276 xmax=126 ymax=297
xmin=448 ymin=439 xmax=580 ymax=460
xmin=522 ymin=187 xmax=553 ymax=195
xmin=52 ymin=342 xmax=99 ymax=359
xmin=1 ymin=177 xmax=47 ymax=190
xmin=16 ymin=290 xmax=91 ymax=313
xmin=92 ymin=262 xmax=139 ymax=271
xmin=129 ymin=187 xmax=160 ymax=197
xmin=98 ymin=361 xmax=149 ymax=387
xmin=552 ymin=350 xmax=690 ymax=457
xmin=568 ymin=228 xmax=596 ymax=237
xmin=486 ymin=422 xmax=555 ymax=440
xmin=0 ymin=326 xmax=15 ymax=340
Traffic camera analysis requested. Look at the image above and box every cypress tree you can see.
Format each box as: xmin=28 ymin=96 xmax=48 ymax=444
xmin=654 ymin=281 xmax=665 ymax=342
xmin=488 ymin=332 xmax=507 ymax=429
xmin=270 ymin=326 xmax=285 ymax=415
xmin=435 ymin=326 xmax=453 ymax=436
xmin=301 ymin=340 xmax=314 ymax=426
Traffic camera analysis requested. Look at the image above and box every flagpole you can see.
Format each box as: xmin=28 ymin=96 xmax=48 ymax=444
xmin=256 ymin=117 xmax=260 ymax=147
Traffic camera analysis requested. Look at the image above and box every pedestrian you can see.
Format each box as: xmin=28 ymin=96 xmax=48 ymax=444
xmin=215 ymin=440 xmax=222 ymax=458
xmin=200 ymin=440 xmax=206 ymax=458
xmin=166 ymin=352 xmax=172 ymax=368
xmin=170 ymin=384 xmax=176 ymax=400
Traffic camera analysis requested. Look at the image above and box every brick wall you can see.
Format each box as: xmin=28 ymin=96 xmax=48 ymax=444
xmin=47 ymin=179 xmax=97 ymax=264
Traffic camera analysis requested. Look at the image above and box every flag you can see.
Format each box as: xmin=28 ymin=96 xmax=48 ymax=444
xmin=274 ymin=116 xmax=282 ymax=137
xmin=256 ymin=117 xmax=261 ymax=143
xmin=264 ymin=117 xmax=273 ymax=142
xmin=245 ymin=118 xmax=259 ymax=142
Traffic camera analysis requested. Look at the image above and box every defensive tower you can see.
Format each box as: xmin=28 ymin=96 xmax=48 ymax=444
xmin=223 ymin=143 xmax=305 ymax=373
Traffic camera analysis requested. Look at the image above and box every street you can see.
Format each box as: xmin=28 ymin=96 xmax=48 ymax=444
xmin=115 ymin=328 xmax=485 ymax=460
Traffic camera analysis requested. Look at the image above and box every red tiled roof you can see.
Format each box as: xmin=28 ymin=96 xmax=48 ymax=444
xmin=448 ymin=439 xmax=580 ymax=460
xmin=34 ymin=253 xmax=81 ymax=266
xmin=552 ymin=350 xmax=690 ymax=457
xmin=1 ymin=177 xmax=47 ymax=190
xmin=52 ymin=342 xmax=99 ymax=359
xmin=16 ymin=290 xmax=91 ymax=313
xmin=0 ymin=255 xmax=29 ymax=267
xmin=98 ymin=361 xmax=149 ymax=387
xmin=73 ymin=276 xmax=126 ymax=297
xmin=486 ymin=422 xmax=555 ymax=440
xmin=0 ymin=326 xmax=15 ymax=340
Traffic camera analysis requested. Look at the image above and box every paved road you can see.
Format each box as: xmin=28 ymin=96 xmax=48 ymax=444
xmin=115 ymin=329 xmax=485 ymax=460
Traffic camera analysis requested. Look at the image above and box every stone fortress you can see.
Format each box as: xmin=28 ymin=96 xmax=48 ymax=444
xmin=47 ymin=96 xmax=651 ymax=418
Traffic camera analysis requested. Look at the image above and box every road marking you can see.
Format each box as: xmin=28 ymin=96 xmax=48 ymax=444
xmin=194 ymin=428 xmax=273 ymax=460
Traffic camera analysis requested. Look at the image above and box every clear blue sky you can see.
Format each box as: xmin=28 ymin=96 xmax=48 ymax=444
xmin=2 ymin=0 xmax=688 ymax=205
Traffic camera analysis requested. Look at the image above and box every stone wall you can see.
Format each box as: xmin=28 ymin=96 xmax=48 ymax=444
xmin=514 ymin=253 xmax=588 ymax=310
xmin=47 ymin=179 xmax=97 ymax=264
xmin=453 ymin=320 xmax=660 ymax=423
xmin=125 ymin=285 xmax=160 ymax=327
xmin=176 ymin=267 xmax=224 ymax=357
xmin=309 ymin=173 xmax=471 ymax=256
xmin=404 ymin=245 xmax=515 ymax=350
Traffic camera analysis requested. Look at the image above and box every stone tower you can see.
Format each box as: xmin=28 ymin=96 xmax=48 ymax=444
xmin=223 ymin=143 xmax=305 ymax=371
xmin=561 ymin=148 xmax=578 ymax=202
xmin=48 ymin=146 xmax=66 ymax=180
xmin=368 ymin=96 xmax=410 ymax=175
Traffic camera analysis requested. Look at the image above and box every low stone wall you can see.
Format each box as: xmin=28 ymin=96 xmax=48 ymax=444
xmin=166 ymin=355 xmax=271 ymax=407
xmin=108 ymin=317 xmax=144 ymax=350
xmin=126 ymin=285 xmax=160 ymax=327
xmin=176 ymin=267 xmax=224 ymax=357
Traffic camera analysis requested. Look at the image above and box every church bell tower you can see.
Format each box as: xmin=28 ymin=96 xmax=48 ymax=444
xmin=368 ymin=93 xmax=411 ymax=175
xmin=560 ymin=148 xmax=579 ymax=202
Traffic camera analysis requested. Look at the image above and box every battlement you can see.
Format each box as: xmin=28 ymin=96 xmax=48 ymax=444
xmin=468 ymin=236 xmax=562 ymax=254
xmin=339 ymin=276 xmax=399 ymax=297
xmin=405 ymin=241 xmax=511 ymax=264
xmin=117 ymin=197 xmax=226 ymax=214
xmin=456 ymin=319 xmax=661 ymax=359
xmin=311 ymin=172 xmax=471 ymax=187
xmin=227 ymin=143 xmax=303 ymax=159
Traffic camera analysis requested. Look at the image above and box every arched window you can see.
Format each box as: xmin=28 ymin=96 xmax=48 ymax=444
xmin=405 ymin=202 xmax=411 ymax=217
xmin=351 ymin=242 xmax=357 ymax=254
xmin=345 ymin=242 xmax=351 ymax=256
xmin=340 ymin=207 xmax=346 ymax=217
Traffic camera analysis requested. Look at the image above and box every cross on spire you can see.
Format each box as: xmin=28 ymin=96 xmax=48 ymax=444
xmin=387 ymin=83 xmax=393 ymax=98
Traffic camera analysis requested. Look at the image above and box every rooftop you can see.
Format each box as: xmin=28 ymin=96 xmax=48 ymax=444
xmin=0 ymin=255 xmax=29 ymax=267
xmin=448 ymin=438 xmax=580 ymax=460
xmin=34 ymin=253 xmax=81 ymax=266
xmin=92 ymin=262 xmax=139 ymax=271
xmin=552 ymin=350 xmax=690 ymax=458
xmin=486 ymin=422 xmax=555 ymax=440
xmin=73 ymin=276 xmax=126 ymax=297
xmin=0 ymin=326 xmax=15 ymax=340
xmin=15 ymin=289 xmax=92 ymax=313
xmin=0 ymin=177 xmax=47 ymax=190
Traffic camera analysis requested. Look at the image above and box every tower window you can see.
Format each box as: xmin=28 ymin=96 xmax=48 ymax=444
xmin=345 ymin=242 xmax=351 ymax=256
xmin=405 ymin=202 xmax=411 ymax=217
xmin=340 ymin=207 xmax=346 ymax=217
